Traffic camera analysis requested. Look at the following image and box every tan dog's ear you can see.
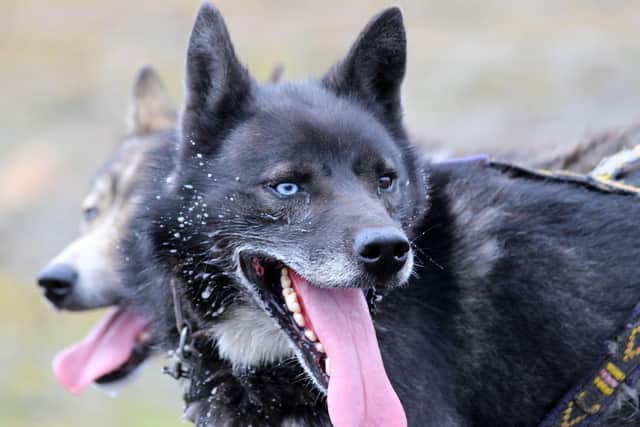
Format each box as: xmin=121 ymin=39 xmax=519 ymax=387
xmin=128 ymin=66 xmax=176 ymax=134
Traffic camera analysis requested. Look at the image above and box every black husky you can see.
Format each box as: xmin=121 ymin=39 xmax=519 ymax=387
xmin=121 ymin=4 xmax=640 ymax=426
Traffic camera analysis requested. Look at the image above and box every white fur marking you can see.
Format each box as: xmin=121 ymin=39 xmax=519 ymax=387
xmin=210 ymin=305 xmax=292 ymax=369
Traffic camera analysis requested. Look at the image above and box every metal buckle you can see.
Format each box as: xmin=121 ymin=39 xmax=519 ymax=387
xmin=162 ymin=325 xmax=201 ymax=380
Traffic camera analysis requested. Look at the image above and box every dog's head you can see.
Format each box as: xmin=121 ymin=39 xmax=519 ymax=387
xmin=160 ymin=4 xmax=427 ymax=425
xmin=37 ymin=66 xmax=177 ymax=394
xmin=38 ymin=66 xmax=176 ymax=311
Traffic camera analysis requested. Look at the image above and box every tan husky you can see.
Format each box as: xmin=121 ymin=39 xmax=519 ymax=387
xmin=37 ymin=66 xmax=176 ymax=393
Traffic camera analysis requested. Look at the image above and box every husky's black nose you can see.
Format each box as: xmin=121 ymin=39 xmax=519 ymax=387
xmin=355 ymin=228 xmax=410 ymax=277
xmin=37 ymin=264 xmax=77 ymax=306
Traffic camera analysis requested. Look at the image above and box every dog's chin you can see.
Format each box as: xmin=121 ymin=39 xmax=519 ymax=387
xmin=209 ymin=304 xmax=294 ymax=369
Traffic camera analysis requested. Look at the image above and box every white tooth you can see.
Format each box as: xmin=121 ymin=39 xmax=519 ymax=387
xmin=281 ymin=267 xmax=288 ymax=276
xmin=285 ymin=292 xmax=298 ymax=306
xmin=304 ymin=329 xmax=317 ymax=342
xmin=325 ymin=358 xmax=331 ymax=376
xmin=281 ymin=275 xmax=292 ymax=288
xmin=287 ymin=300 xmax=301 ymax=313
xmin=293 ymin=313 xmax=305 ymax=327
xmin=282 ymin=288 xmax=295 ymax=297
xmin=315 ymin=343 xmax=325 ymax=353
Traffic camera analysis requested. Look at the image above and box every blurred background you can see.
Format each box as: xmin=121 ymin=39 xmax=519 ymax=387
xmin=1 ymin=0 xmax=639 ymax=425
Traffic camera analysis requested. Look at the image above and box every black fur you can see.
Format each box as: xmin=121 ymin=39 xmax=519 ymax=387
xmin=120 ymin=4 xmax=640 ymax=426
xmin=378 ymin=161 xmax=640 ymax=425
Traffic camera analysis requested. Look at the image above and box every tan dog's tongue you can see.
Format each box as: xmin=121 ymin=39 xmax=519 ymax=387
xmin=290 ymin=271 xmax=406 ymax=427
xmin=52 ymin=307 xmax=147 ymax=394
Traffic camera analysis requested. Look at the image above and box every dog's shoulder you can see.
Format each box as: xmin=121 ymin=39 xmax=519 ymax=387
xmin=403 ymin=159 xmax=640 ymax=425
xmin=422 ymin=158 xmax=640 ymax=306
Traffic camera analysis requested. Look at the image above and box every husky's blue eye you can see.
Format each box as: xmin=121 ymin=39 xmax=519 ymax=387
xmin=274 ymin=182 xmax=299 ymax=197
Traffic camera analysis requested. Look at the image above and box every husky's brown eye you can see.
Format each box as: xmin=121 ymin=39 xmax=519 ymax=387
xmin=83 ymin=206 xmax=99 ymax=222
xmin=378 ymin=175 xmax=394 ymax=192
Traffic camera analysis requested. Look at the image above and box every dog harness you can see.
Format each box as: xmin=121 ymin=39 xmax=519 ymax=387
xmin=489 ymin=161 xmax=640 ymax=197
xmin=539 ymin=303 xmax=640 ymax=427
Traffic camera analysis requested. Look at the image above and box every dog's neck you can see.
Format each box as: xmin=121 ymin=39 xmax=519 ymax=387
xmin=183 ymin=343 xmax=330 ymax=427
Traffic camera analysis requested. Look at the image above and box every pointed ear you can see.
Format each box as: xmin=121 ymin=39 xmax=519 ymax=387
xmin=128 ymin=66 xmax=176 ymax=134
xmin=323 ymin=7 xmax=406 ymax=133
xmin=267 ymin=64 xmax=285 ymax=83
xmin=181 ymin=3 xmax=252 ymax=155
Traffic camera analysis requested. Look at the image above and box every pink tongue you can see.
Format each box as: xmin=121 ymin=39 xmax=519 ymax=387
xmin=52 ymin=307 xmax=148 ymax=394
xmin=290 ymin=271 xmax=407 ymax=427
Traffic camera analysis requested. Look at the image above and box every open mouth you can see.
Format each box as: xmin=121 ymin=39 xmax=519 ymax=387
xmin=240 ymin=255 xmax=330 ymax=388
xmin=53 ymin=306 xmax=152 ymax=394
xmin=239 ymin=253 xmax=407 ymax=427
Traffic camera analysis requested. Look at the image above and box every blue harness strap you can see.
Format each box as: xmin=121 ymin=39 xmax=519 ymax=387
xmin=435 ymin=154 xmax=490 ymax=167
